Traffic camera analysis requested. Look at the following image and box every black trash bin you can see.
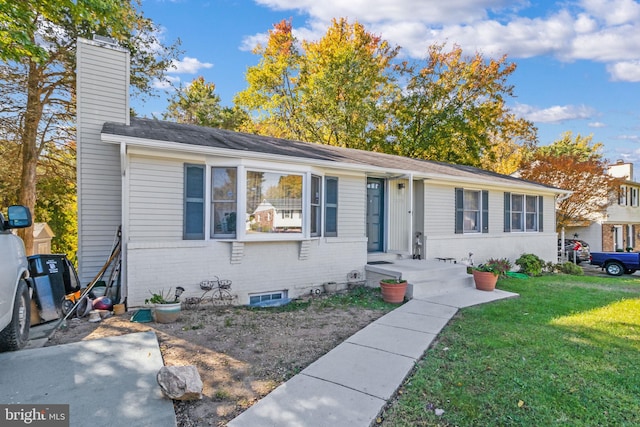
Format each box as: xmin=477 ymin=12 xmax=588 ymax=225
xmin=28 ymin=254 xmax=81 ymax=322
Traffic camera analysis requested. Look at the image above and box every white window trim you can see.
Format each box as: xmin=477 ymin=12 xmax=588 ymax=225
xmin=249 ymin=290 xmax=288 ymax=306
xmin=631 ymin=187 xmax=638 ymax=207
xmin=463 ymin=189 xmax=482 ymax=233
xmin=620 ymin=185 xmax=627 ymax=206
xmin=200 ymin=163 xmax=336 ymax=242
xmin=511 ymin=193 xmax=539 ymax=233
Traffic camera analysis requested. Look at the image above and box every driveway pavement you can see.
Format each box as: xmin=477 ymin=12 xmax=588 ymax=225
xmin=0 ymin=331 xmax=176 ymax=427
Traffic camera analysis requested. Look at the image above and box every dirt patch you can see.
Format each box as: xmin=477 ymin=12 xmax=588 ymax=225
xmin=45 ymin=292 xmax=390 ymax=426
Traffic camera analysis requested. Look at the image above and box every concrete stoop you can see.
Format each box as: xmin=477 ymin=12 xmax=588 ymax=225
xmin=366 ymin=259 xmax=475 ymax=299
xmin=408 ymin=268 xmax=475 ymax=299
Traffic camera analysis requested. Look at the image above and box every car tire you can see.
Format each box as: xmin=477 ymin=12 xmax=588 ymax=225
xmin=0 ymin=279 xmax=31 ymax=352
xmin=605 ymin=262 xmax=624 ymax=276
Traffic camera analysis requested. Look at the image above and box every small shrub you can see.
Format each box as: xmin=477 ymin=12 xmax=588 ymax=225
xmin=516 ymin=253 xmax=544 ymax=277
xmin=558 ymin=262 xmax=584 ymax=275
xmin=213 ymin=389 xmax=232 ymax=400
xmin=544 ymin=261 xmax=558 ymax=273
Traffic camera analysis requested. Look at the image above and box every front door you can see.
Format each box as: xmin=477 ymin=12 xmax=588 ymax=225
xmin=367 ymin=178 xmax=384 ymax=252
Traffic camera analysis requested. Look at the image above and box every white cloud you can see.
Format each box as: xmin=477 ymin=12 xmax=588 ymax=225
xmin=152 ymin=75 xmax=181 ymax=90
xmin=580 ymin=0 xmax=640 ymax=26
xmin=607 ymin=60 xmax=640 ymax=82
xmin=256 ymin=0 xmax=512 ymax=25
xmin=169 ymin=57 xmax=213 ymax=74
xmin=612 ymin=145 xmax=640 ymax=164
xmin=240 ymin=33 xmax=268 ymax=52
xmin=513 ymin=103 xmax=595 ymax=123
xmin=250 ymin=0 xmax=640 ymax=81
xmin=588 ymin=121 xmax=606 ymax=128
xmin=618 ymin=134 xmax=640 ymax=141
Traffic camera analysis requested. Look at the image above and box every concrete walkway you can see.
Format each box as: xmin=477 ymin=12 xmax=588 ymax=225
xmin=229 ymin=287 xmax=518 ymax=427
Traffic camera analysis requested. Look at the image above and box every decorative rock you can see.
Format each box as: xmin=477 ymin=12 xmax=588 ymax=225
xmin=157 ymin=365 xmax=203 ymax=401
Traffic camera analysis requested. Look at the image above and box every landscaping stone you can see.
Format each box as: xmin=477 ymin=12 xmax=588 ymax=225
xmin=157 ymin=365 xmax=203 ymax=401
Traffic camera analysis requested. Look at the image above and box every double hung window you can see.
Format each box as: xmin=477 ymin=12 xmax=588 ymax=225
xmin=212 ymin=168 xmax=237 ymax=238
xmin=504 ymin=193 xmax=543 ymax=232
xmin=619 ymin=185 xmax=628 ymax=205
xmin=455 ymin=188 xmax=488 ymax=233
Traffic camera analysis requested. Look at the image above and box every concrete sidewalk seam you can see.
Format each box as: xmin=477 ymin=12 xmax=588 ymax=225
xmin=343 ymin=339 xmax=430 ymax=360
xmin=299 ymin=373 xmax=389 ymax=402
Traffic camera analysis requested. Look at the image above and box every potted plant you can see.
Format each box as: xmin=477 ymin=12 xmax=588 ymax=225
xmin=323 ymin=281 xmax=338 ymax=293
xmin=379 ymin=278 xmax=408 ymax=304
xmin=472 ymin=258 xmax=511 ymax=291
xmin=146 ymin=287 xmax=185 ymax=323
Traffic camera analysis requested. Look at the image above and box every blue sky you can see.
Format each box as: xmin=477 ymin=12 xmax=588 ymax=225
xmin=134 ymin=0 xmax=640 ymax=168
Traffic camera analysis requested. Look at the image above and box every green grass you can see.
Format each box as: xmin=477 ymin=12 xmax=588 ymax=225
xmin=381 ymin=274 xmax=640 ymax=426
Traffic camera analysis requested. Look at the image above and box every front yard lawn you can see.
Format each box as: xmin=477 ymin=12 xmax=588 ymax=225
xmin=381 ymin=274 xmax=640 ymax=426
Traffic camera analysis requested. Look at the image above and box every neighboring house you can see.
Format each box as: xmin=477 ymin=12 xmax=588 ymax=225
xmin=251 ymin=199 xmax=303 ymax=233
xmin=563 ymin=161 xmax=639 ymax=252
xmin=76 ymin=37 xmax=567 ymax=306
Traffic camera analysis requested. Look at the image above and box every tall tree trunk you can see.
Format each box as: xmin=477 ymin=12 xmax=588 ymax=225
xmin=17 ymin=61 xmax=44 ymax=255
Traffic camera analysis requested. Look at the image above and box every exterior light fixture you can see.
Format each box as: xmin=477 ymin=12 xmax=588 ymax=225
xmin=175 ymin=286 xmax=185 ymax=299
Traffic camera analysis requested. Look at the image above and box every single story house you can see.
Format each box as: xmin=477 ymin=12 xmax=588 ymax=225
xmin=76 ymin=37 xmax=567 ymax=307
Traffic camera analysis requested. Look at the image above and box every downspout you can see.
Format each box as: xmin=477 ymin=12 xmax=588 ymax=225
xmin=120 ymin=141 xmax=128 ymax=305
xmin=408 ymin=174 xmax=414 ymax=255
xmin=556 ymin=192 xmax=571 ymax=262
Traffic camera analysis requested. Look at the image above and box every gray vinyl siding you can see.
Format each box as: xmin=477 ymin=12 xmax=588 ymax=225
xmin=76 ymin=38 xmax=129 ymax=284
xmin=424 ymin=183 xmax=454 ymax=236
xmin=128 ymin=156 xmax=184 ymax=241
xmin=542 ymin=195 xmax=556 ymax=233
xmin=335 ymin=174 xmax=365 ymax=238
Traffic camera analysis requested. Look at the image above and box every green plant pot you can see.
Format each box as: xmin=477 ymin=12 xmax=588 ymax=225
xmin=153 ymin=302 xmax=181 ymax=323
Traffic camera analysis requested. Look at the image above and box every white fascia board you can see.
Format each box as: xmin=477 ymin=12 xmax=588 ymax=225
xmin=102 ymin=133 xmax=568 ymax=195
xmin=422 ymin=174 xmax=570 ymax=196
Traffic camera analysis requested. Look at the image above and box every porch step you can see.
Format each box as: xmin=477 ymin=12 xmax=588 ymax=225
xmin=407 ymin=268 xmax=475 ymax=300
xmin=365 ymin=259 xmax=475 ymax=299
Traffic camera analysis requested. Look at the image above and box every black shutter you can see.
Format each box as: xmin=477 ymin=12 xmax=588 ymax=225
xmin=184 ymin=164 xmax=205 ymax=240
xmin=482 ymin=190 xmax=489 ymax=233
xmin=455 ymin=188 xmax=464 ymax=234
xmin=504 ymin=192 xmax=511 ymax=232
xmin=538 ymin=196 xmax=544 ymax=232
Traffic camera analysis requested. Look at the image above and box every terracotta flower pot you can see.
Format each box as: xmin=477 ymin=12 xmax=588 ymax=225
xmin=472 ymin=270 xmax=498 ymax=291
xmin=380 ymin=280 xmax=408 ymax=304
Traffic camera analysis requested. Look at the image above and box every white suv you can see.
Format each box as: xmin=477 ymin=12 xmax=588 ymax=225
xmin=0 ymin=205 xmax=32 ymax=351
